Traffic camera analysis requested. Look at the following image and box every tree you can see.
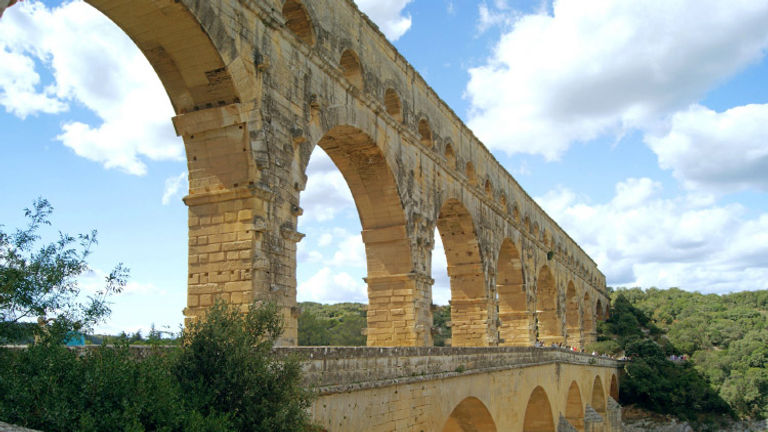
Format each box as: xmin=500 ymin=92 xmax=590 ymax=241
xmin=175 ymin=300 xmax=318 ymax=432
xmin=0 ymin=198 xmax=127 ymax=343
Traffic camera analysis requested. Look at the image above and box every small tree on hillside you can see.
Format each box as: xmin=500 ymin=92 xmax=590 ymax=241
xmin=0 ymin=198 xmax=127 ymax=343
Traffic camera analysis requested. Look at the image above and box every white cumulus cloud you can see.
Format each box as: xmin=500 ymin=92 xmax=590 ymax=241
xmin=327 ymin=232 xmax=366 ymax=268
xmin=431 ymin=229 xmax=451 ymax=305
xmin=354 ymin=0 xmax=413 ymax=41
xmin=536 ymin=178 xmax=768 ymax=293
xmin=0 ymin=1 xmax=181 ymax=175
xmin=0 ymin=48 xmax=67 ymax=118
xmin=162 ymin=172 xmax=188 ymax=205
xmin=299 ymin=148 xmax=357 ymax=222
xmin=645 ymin=103 xmax=768 ymax=194
xmin=297 ymin=267 xmax=367 ymax=303
xmin=466 ymin=0 xmax=768 ymax=160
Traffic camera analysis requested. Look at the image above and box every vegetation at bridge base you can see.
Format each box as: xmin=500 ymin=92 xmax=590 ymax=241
xmin=0 ymin=199 xmax=320 ymax=432
xmin=595 ymin=288 xmax=768 ymax=428
xmin=0 ymin=300 xmax=320 ymax=432
xmin=176 ymin=300 xmax=317 ymax=432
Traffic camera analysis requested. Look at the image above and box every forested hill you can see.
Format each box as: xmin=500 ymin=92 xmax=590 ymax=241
xmin=603 ymin=288 xmax=768 ymax=423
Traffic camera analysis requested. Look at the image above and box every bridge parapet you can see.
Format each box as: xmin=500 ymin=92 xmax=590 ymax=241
xmin=275 ymin=346 xmax=622 ymax=393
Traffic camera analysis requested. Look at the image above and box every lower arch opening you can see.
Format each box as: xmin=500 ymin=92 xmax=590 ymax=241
xmin=442 ymin=397 xmax=497 ymax=432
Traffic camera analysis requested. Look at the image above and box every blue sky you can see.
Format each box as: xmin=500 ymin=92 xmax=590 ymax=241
xmin=2 ymin=0 xmax=768 ymax=334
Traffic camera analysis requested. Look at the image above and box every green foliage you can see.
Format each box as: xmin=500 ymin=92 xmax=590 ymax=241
xmin=298 ymin=302 xmax=366 ymax=346
xmin=176 ymin=300 xmax=316 ymax=432
xmin=0 ymin=342 xmax=189 ymax=431
xmin=0 ymin=198 xmax=127 ymax=343
xmin=584 ymin=339 xmax=620 ymax=355
xmin=432 ymin=305 xmax=451 ymax=347
xmin=620 ymin=339 xmax=730 ymax=422
xmin=0 ymin=301 xmax=319 ymax=431
xmin=608 ymin=287 xmax=768 ymax=421
xmin=595 ymin=292 xmax=732 ymax=424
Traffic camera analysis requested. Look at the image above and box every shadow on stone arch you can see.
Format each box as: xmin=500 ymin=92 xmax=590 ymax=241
xmin=497 ymin=238 xmax=529 ymax=346
xmin=436 ymin=198 xmax=488 ymax=347
xmin=565 ymin=281 xmax=580 ymax=347
xmin=536 ymin=265 xmax=562 ymax=345
xmin=523 ymin=386 xmax=555 ymax=432
xmin=442 ymin=397 xmax=497 ymax=432
xmin=592 ymin=375 xmax=606 ymax=415
xmin=302 ymin=125 xmax=419 ymax=346
xmin=565 ymin=381 xmax=585 ymax=432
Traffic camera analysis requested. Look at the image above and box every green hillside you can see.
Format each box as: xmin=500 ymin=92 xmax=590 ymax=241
xmin=609 ymin=288 xmax=768 ymax=420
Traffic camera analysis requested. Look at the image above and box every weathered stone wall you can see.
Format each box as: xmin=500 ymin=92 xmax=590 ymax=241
xmin=249 ymin=0 xmax=611 ymax=347
xmin=77 ymin=0 xmax=611 ymax=348
xmin=276 ymin=346 xmax=621 ymax=391
xmin=285 ymin=346 xmax=622 ymax=431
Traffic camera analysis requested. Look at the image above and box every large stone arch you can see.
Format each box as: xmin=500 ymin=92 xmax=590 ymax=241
xmin=78 ymin=0 xmax=271 ymax=338
xmin=535 ymin=265 xmax=562 ymax=345
xmin=596 ymin=299 xmax=606 ymax=324
xmin=565 ymin=381 xmax=585 ymax=432
xmin=441 ymin=397 xmax=497 ymax=432
xmin=496 ymin=238 xmax=529 ymax=346
xmin=565 ymin=281 xmax=580 ymax=347
xmin=610 ymin=374 xmax=619 ymax=402
xmin=86 ymin=0 xmax=241 ymax=115
xmin=591 ymin=375 xmax=606 ymax=415
xmin=437 ymin=198 xmax=489 ymax=346
xmin=304 ymin=125 xmax=426 ymax=346
xmin=523 ymin=386 xmax=555 ymax=432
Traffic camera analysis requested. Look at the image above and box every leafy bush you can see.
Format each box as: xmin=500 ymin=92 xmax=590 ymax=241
xmin=620 ymin=339 xmax=731 ymax=422
xmin=0 ymin=342 xmax=189 ymax=431
xmin=176 ymin=301 xmax=316 ymax=432
xmin=0 ymin=301 xmax=318 ymax=431
xmin=584 ymin=339 xmax=620 ymax=355
xmin=432 ymin=305 xmax=452 ymax=347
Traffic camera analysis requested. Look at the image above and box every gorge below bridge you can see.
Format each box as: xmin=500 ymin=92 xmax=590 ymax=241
xmin=2 ymin=0 xmax=624 ymax=430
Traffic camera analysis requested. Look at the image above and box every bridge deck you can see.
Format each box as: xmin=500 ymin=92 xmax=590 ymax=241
xmin=275 ymin=346 xmax=623 ymax=394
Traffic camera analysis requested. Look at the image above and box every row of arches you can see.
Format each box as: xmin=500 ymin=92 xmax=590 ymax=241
xmin=42 ymin=0 xmax=608 ymax=350
xmin=120 ymin=0 xmax=609 ymax=345
xmin=443 ymin=375 xmax=619 ymax=432
xmin=437 ymin=197 xmax=606 ymax=347
xmin=280 ymin=0 xmax=605 ymax=282
xmin=303 ymin=119 xmax=607 ymax=346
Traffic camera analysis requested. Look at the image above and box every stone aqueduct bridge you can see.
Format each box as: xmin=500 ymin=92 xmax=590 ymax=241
xmin=80 ymin=0 xmax=611 ymax=348
xmin=285 ymin=346 xmax=623 ymax=432
xmin=4 ymin=0 xmax=622 ymax=429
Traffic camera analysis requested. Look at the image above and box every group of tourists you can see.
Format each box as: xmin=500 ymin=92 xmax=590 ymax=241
xmin=532 ymin=339 xmax=628 ymax=360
